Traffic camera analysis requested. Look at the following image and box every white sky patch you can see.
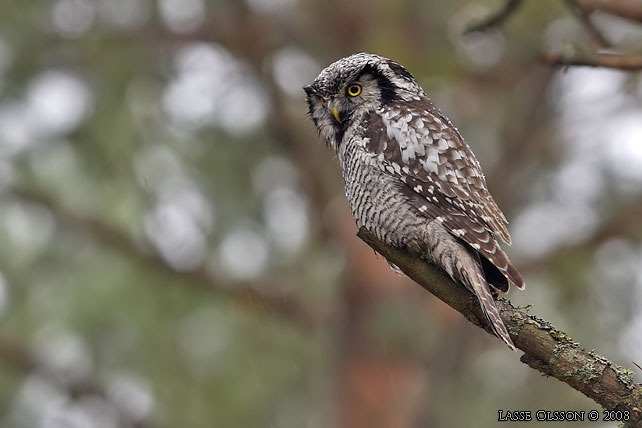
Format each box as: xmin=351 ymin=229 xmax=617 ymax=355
xmin=145 ymin=205 xmax=207 ymax=271
xmin=263 ymin=186 xmax=309 ymax=255
xmin=603 ymin=113 xmax=642 ymax=185
xmin=542 ymin=19 xmax=578 ymax=50
xmin=51 ymin=0 xmax=95 ymax=37
xmin=162 ymin=44 xmax=233 ymax=128
xmin=133 ymin=144 xmax=184 ymax=192
xmin=32 ymin=326 xmax=92 ymax=383
xmin=175 ymin=43 xmax=237 ymax=77
xmin=618 ymin=250 xmax=642 ymax=359
xmin=162 ymin=43 xmax=267 ymax=134
xmin=245 ymin=0 xmax=294 ymax=15
xmin=556 ymin=69 xmax=642 ymax=188
xmin=155 ymin=177 xmax=213 ymax=232
xmin=556 ymin=68 xmax=625 ymax=131
xmin=272 ymin=47 xmax=320 ymax=98
xmin=163 ymin=71 xmax=217 ymax=129
xmin=552 ymin=156 xmax=604 ymax=205
xmin=590 ymin=240 xmax=642 ymax=332
xmin=253 ymin=156 xmax=309 ymax=255
xmin=26 ymin=70 xmax=93 ymax=137
xmin=449 ymin=4 xmax=506 ymax=71
xmin=158 ymin=0 xmax=205 ymax=33
xmin=1 ymin=70 xmax=91 ymax=158
xmin=514 ymin=68 xmax=642 ymax=259
xmin=457 ymin=31 xmax=505 ymax=70
xmin=474 ymin=347 xmax=528 ymax=393
xmin=214 ymin=81 xmax=267 ymax=135
xmin=106 ymin=372 xmax=154 ymax=422
xmin=0 ymin=158 xmax=14 ymax=191
xmin=620 ymin=314 xmax=642 ymax=367
xmin=252 ymin=156 xmax=299 ymax=195
xmin=594 ymin=240 xmax=640 ymax=281
xmin=27 ymin=142 xmax=78 ymax=185
xmin=592 ymin=241 xmax=642 ymax=359
xmin=145 ymin=178 xmax=211 ymax=271
xmin=9 ymin=375 xmax=67 ymax=427
xmin=176 ymin=307 xmax=230 ymax=376
xmin=41 ymin=397 xmax=120 ymax=428
xmin=511 ymin=200 xmax=598 ymax=259
xmin=590 ymin=11 xmax=642 ymax=46
xmin=97 ymin=0 xmax=149 ymax=29
xmin=219 ymin=226 xmax=269 ymax=281
xmin=0 ymin=273 xmax=9 ymax=319
xmin=0 ymin=101 xmax=32 ymax=155
xmin=2 ymin=201 xmax=56 ymax=262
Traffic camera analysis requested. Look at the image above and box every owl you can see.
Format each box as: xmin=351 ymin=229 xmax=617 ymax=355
xmin=304 ymin=53 xmax=524 ymax=349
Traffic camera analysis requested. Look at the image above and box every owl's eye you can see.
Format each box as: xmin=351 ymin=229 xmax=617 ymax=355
xmin=320 ymin=98 xmax=326 ymax=106
xmin=346 ymin=84 xmax=362 ymax=97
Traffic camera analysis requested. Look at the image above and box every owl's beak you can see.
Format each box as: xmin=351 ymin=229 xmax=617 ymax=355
xmin=331 ymin=106 xmax=342 ymax=124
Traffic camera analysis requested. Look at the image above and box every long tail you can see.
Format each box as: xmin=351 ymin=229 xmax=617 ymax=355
xmin=466 ymin=269 xmax=515 ymax=350
xmin=424 ymin=221 xmax=516 ymax=349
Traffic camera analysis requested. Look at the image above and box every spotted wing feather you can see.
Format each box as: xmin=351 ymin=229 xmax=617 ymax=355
xmin=364 ymin=101 xmax=525 ymax=290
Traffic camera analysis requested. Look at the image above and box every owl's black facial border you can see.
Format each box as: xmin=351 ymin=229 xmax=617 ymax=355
xmin=386 ymin=60 xmax=415 ymax=82
xmin=357 ymin=64 xmax=397 ymax=105
xmin=303 ymin=86 xmax=322 ymax=129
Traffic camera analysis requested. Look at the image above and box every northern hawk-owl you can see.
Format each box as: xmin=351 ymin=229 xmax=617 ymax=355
xmin=304 ymin=53 xmax=524 ymax=349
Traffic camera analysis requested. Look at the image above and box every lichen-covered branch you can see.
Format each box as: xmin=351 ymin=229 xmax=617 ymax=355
xmin=358 ymin=228 xmax=642 ymax=427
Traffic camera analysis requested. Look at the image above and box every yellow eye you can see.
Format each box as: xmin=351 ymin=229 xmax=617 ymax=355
xmin=320 ymin=98 xmax=326 ymax=106
xmin=347 ymin=84 xmax=362 ymax=97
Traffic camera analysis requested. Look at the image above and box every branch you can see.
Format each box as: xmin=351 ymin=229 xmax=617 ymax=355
xmin=464 ymin=0 xmax=524 ymax=34
xmin=8 ymin=186 xmax=320 ymax=328
xmin=540 ymin=51 xmax=642 ymax=70
xmin=357 ymin=228 xmax=642 ymax=426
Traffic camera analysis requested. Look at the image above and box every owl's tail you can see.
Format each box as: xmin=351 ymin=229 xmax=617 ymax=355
xmin=455 ymin=253 xmax=515 ymax=350
xmin=425 ymin=222 xmax=516 ymax=349
xmin=467 ymin=269 xmax=516 ymax=350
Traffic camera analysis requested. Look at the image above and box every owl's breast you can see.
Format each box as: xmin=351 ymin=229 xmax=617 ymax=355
xmin=340 ymin=137 xmax=423 ymax=249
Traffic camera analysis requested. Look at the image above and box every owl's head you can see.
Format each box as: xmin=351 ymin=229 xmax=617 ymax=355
xmin=304 ymin=53 xmax=423 ymax=152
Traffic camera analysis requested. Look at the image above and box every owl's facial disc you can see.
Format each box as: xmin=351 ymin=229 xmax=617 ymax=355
xmin=305 ymin=53 xmax=422 ymax=152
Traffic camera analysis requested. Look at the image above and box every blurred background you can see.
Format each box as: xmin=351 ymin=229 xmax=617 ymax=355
xmin=0 ymin=0 xmax=641 ymax=427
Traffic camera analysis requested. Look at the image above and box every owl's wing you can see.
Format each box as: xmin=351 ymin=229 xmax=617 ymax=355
xmin=363 ymin=103 xmax=524 ymax=290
